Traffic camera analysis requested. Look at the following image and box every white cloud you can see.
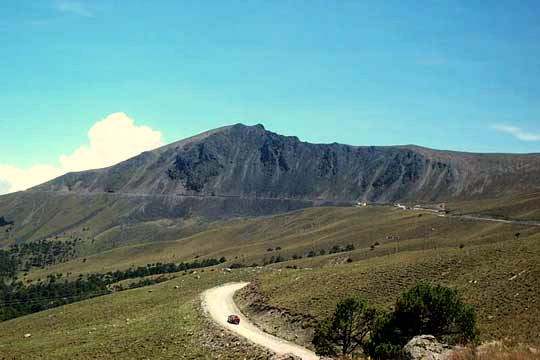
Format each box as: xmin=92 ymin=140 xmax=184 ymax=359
xmin=492 ymin=124 xmax=540 ymax=141
xmin=54 ymin=0 xmax=93 ymax=17
xmin=0 ymin=112 xmax=164 ymax=195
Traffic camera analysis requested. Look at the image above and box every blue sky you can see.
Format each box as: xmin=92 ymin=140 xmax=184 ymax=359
xmin=1 ymin=0 xmax=540 ymax=193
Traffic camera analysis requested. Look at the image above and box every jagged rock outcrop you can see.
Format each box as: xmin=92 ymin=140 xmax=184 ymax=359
xmin=31 ymin=123 xmax=540 ymax=203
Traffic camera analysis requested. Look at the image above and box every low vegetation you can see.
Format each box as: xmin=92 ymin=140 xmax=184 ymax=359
xmin=0 ymin=239 xmax=79 ymax=275
xmin=312 ymin=297 xmax=377 ymax=357
xmin=239 ymin=224 xmax=540 ymax=355
xmin=0 ymin=257 xmax=226 ymax=322
xmin=368 ymin=284 xmax=477 ymax=359
xmin=0 ymin=269 xmax=268 ymax=359
xmin=447 ymin=191 xmax=540 ymax=221
xmin=312 ymin=284 xmax=477 ymax=359
xmin=0 ymin=216 xmax=14 ymax=227
xmin=12 ymin=206 xmax=532 ymax=281
xmin=1 ymin=206 xmax=538 ymax=358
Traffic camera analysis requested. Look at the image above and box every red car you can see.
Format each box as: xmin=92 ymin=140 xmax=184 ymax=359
xmin=227 ymin=315 xmax=240 ymax=325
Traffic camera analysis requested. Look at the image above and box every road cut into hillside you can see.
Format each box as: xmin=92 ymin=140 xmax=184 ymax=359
xmin=202 ymin=282 xmax=319 ymax=360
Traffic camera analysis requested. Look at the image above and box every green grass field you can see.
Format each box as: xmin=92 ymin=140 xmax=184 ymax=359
xmin=0 ymin=268 xmax=273 ymax=359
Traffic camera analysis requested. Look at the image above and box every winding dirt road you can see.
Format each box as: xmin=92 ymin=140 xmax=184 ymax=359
xmin=201 ymin=282 xmax=319 ymax=360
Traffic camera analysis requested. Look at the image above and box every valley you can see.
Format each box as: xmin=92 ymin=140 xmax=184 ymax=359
xmin=1 ymin=204 xmax=539 ymax=359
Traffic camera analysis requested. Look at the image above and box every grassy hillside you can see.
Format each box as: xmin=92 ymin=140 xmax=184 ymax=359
xmin=0 ymin=268 xmax=270 ymax=359
xmin=20 ymin=206 xmax=533 ymax=281
xmin=0 ymin=191 xmax=314 ymax=251
xmin=0 ymin=191 xmax=214 ymax=249
xmin=446 ymin=191 xmax=540 ymax=221
xmin=237 ymin=230 xmax=540 ymax=349
xmin=2 ymin=206 xmax=539 ymax=358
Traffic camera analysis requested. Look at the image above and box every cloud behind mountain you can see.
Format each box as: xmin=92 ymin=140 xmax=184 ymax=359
xmin=0 ymin=113 xmax=163 ymax=194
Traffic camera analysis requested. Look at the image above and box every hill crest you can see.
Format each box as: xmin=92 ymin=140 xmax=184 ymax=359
xmin=30 ymin=123 xmax=540 ymax=203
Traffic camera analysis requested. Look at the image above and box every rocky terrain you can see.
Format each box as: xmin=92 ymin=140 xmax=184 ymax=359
xmin=1 ymin=123 xmax=539 ymax=248
xmin=32 ymin=124 xmax=540 ymax=203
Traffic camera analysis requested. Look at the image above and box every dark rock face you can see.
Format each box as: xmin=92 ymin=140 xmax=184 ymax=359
xmin=32 ymin=123 xmax=540 ymax=204
xmin=0 ymin=217 xmax=14 ymax=227
xmin=168 ymin=143 xmax=224 ymax=192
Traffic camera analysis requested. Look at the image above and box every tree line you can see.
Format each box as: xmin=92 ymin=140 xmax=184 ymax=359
xmin=0 ymin=257 xmax=226 ymax=322
xmin=0 ymin=239 xmax=79 ymax=275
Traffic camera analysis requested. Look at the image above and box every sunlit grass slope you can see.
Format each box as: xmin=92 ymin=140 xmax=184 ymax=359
xmin=22 ymin=206 xmax=533 ymax=281
xmin=2 ymin=205 xmax=539 ymax=358
xmin=244 ymin=229 xmax=540 ymax=348
xmin=0 ymin=268 xmax=268 ymax=359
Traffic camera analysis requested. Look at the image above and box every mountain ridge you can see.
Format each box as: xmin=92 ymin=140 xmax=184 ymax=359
xmin=30 ymin=123 xmax=540 ymax=203
xmin=2 ymin=123 xmax=540 ymax=249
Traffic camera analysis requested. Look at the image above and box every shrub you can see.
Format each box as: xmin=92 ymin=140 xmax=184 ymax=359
xmin=312 ymin=298 xmax=377 ymax=357
xmin=367 ymin=284 xmax=477 ymax=359
xmin=228 ymin=263 xmax=245 ymax=269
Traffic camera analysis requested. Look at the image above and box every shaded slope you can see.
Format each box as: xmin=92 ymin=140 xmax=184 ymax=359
xmin=32 ymin=124 xmax=540 ymax=203
xmin=0 ymin=191 xmax=315 ymax=248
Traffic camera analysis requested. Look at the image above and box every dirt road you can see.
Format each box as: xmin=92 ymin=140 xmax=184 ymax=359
xmin=455 ymin=214 xmax=540 ymax=226
xmin=201 ymin=282 xmax=319 ymax=360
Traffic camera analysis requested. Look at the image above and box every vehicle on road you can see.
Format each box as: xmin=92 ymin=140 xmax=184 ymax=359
xmin=227 ymin=314 xmax=240 ymax=325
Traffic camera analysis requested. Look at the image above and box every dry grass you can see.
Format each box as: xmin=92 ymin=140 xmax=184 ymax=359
xmin=449 ymin=341 xmax=540 ymax=360
xmin=446 ymin=191 xmax=540 ymax=221
xmin=22 ymin=206 xmax=533 ymax=281
xmin=241 ymin=229 xmax=540 ymax=350
xmin=2 ymin=206 xmax=539 ymax=358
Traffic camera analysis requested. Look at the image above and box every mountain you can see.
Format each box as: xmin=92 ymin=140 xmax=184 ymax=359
xmin=32 ymin=123 xmax=540 ymax=201
xmin=1 ymin=123 xmax=539 ymax=248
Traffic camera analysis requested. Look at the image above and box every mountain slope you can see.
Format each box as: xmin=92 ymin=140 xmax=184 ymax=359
xmin=32 ymin=123 xmax=540 ymax=202
xmin=1 ymin=123 xmax=539 ymax=248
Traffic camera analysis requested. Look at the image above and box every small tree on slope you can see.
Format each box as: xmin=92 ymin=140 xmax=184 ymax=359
xmin=312 ymin=297 xmax=377 ymax=357
xmin=367 ymin=284 xmax=478 ymax=359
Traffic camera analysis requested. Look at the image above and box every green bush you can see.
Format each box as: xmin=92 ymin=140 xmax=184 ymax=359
xmin=367 ymin=284 xmax=478 ymax=359
xmin=312 ymin=297 xmax=377 ymax=357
